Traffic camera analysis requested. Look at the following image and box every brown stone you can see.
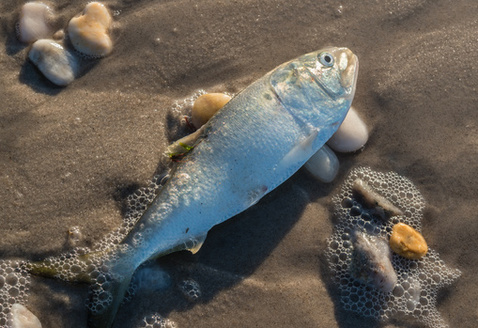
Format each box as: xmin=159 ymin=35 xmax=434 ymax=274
xmin=191 ymin=93 xmax=231 ymax=128
xmin=68 ymin=2 xmax=113 ymax=57
xmin=389 ymin=223 xmax=428 ymax=259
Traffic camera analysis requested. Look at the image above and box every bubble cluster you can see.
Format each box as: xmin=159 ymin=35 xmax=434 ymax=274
xmin=19 ymin=170 xmax=171 ymax=321
xmin=179 ymin=279 xmax=201 ymax=302
xmin=67 ymin=226 xmax=82 ymax=246
xmin=0 ymin=260 xmax=31 ymax=327
xmin=140 ymin=314 xmax=177 ymax=328
xmin=96 ymin=172 xmax=170 ymax=251
xmin=326 ymin=167 xmax=461 ymax=328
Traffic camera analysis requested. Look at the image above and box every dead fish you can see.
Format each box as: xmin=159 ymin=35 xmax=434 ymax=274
xmin=32 ymin=47 xmax=358 ymax=327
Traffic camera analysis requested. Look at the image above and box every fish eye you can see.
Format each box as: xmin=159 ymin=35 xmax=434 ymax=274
xmin=319 ymin=52 xmax=334 ymax=67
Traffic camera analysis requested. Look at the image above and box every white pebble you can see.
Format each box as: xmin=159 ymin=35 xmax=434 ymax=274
xmin=10 ymin=304 xmax=42 ymax=328
xmin=18 ymin=2 xmax=55 ymax=44
xmin=327 ymin=106 xmax=368 ymax=153
xmin=304 ymin=145 xmax=339 ymax=183
xmin=28 ymin=39 xmax=79 ymax=86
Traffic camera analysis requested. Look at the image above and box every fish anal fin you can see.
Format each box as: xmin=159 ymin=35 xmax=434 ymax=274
xmin=188 ymin=233 xmax=208 ymax=254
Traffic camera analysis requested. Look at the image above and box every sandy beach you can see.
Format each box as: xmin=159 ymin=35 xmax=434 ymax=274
xmin=0 ymin=0 xmax=477 ymax=327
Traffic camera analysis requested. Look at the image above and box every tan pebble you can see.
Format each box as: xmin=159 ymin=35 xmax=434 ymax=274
xmin=52 ymin=29 xmax=65 ymax=40
xmin=67 ymin=2 xmax=113 ymax=57
xmin=389 ymin=222 xmax=428 ymax=259
xmin=191 ymin=93 xmax=231 ymax=128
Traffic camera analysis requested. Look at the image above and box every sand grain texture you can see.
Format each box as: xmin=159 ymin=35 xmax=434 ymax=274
xmin=0 ymin=0 xmax=476 ymax=327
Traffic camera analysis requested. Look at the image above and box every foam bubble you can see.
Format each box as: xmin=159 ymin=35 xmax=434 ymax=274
xmin=179 ymin=279 xmax=201 ymax=302
xmin=140 ymin=314 xmax=176 ymax=328
xmin=0 ymin=261 xmax=31 ymax=327
xmin=325 ymin=167 xmax=461 ymax=328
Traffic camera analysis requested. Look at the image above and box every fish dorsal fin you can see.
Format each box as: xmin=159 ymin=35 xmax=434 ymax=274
xmin=188 ymin=233 xmax=208 ymax=254
xmin=166 ymin=125 xmax=207 ymax=160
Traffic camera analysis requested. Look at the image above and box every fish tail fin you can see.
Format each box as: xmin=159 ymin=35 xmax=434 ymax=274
xmin=87 ymin=267 xmax=135 ymax=328
xmin=27 ymin=246 xmax=137 ymax=328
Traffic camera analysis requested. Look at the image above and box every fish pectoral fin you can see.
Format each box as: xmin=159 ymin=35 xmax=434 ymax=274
xmin=188 ymin=233 xmax=208 ymax=254
xmin=278 ymin=129 xmax=319 ymax=170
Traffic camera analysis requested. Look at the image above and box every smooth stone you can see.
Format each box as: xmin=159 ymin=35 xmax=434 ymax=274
xmin=327 ymin=106 xmax=368 ymax=153
xmin=68 ymin=2 xmax=113 ymax=57
xmin=10 ymin=303 xmax=42 ymax=328
xmin=351 ymin=231 xmax=397 ymax=293
xmin=304 ymin=145 xmax=339 ymax=183
xmin=352 ymin=178 xmax=403 ymax=218
xmin=28 ymin=39 xmax=79 ymax=86
xmin=389 ymin=222 xmax=428 ymax=260
xmin=191 ymin=93 xmax=231 ymax=128
xmin=52 ymin=29 xmax=65 ymax=40
xmin=18 ymin=2 xmax=55 ymax=44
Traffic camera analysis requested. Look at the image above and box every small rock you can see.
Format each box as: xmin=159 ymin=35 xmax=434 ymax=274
xmin=304 ymin=145 xmax=339 ymax=183
xmin=191 ymin=93 xmax=231 ymax=128
xmin=389 ymin=222 xmax=428 ymax=260
xmin=67 ymin=2 xmax=113 ymax=57
xmin=52 ymin=29 xmax=65 ymax=41
xmin=351 ymin=231 xmax=397 ymax=293
xmin=327 ymin=106 xmax=368 ymax=152
xmin=28 ymin=39 xmax=79 ymax=86
xmin=17 ymin=2 xmax=55 ymax=44
xmin=10 ymin=303 xmax=42 ymax=328
xmin=352 ymin=178 xmax=403 ymax=218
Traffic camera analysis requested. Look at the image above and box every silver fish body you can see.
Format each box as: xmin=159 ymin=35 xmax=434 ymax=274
xmin=92 ymin=47 xmax=359 ymax=327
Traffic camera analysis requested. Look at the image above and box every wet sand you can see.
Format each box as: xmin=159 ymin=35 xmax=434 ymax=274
xmin=0 ymin=0 xmax=477 ymax=327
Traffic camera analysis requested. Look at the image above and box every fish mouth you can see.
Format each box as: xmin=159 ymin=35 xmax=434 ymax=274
xmin=340 ymin=49 xmax=359 ymax=96
xmin=307 ymin=47 xmax=359 ymax=101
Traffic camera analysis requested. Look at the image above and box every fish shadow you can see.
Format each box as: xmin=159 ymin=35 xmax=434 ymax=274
xmin=317 ymin=250 xmax=381 ymax=328
xmin=113 ymin=168 xmax=339 ymax=327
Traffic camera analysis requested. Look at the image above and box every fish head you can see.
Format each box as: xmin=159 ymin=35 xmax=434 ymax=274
xmin=303 ymin=47 xmax=358 ymax=102
xmin=270 ymin=47 xmax=359 ymax=133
